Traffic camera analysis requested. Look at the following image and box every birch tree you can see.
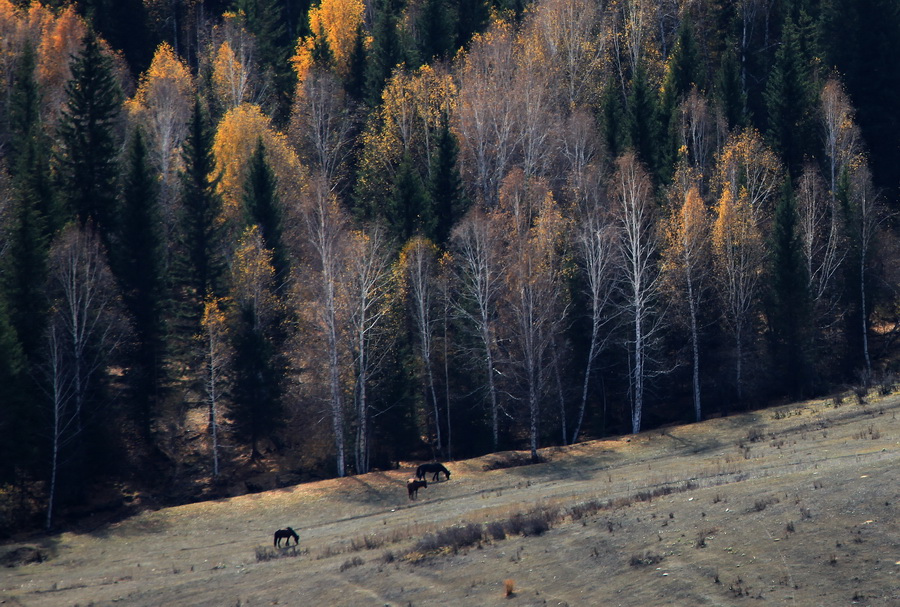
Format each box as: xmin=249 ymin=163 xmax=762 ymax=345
xmin=451 ymin=207 xmax=504 ymax=449
xmin=712 ymin=129 xmax=780 ymax=401
xmin=499 ymin=172 xmax=568 ymax=459
xmin=400 ymin=236 xmax=443 ymax=458
xmin=572 ymin=186 xmax=617 ymax=443
xmin=200 ymin=296 xmax=230 ymax=478
xmin=44 ymin=222 xmax=127 ymax=527
xmin=611 ymin=152 xmax=661 ymax=434
xmin=302 ymin=179 xmax=349 ymax=476
xmin=346 ymin=225 xmax=393 ymax=474
xmin=662 ymin=176 xmax=712 ymax=422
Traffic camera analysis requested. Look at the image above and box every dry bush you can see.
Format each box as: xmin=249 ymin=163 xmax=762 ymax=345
xmin=255 ymin=545 xmax=304 ymax=562
xmin=339 ymin=556 xmax=364 ymax=571
xmin=629 ymin=551 xmax=664 ymax=567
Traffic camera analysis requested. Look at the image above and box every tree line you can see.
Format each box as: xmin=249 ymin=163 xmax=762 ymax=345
xmin=0 ymin=0 xmax=897 ymax=531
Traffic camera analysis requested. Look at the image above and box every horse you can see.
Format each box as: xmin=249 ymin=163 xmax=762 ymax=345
xmin=273 ymin=527 xmax=299 ymax=547
xmin=407 ymin=478 xmax=427 ymax=500
xmin=416 ymin=462 xmax=451 ymax=482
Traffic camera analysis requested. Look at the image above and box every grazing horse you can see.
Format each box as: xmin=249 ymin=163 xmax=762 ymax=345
xmin=273 ymin=527 xmax=299 ymax=547
xmin=416 ymin=462 xmax=451 ymax=482
xmin=407 ymin=478 xmax=427 ymax=500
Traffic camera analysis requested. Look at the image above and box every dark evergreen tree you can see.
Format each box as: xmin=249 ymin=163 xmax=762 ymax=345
xmin=344 ymin=25 xmax=369 ymax=104
xmin=365 ymin=0 xmax=405 ymax=107
xmin=599 ymin=79 xmax=628 ymax=164
xmin=116 ymin=128 xmax=166 ymax=437
xmin=0 ymin=291 xmax=33 ymax=485
xmin=767 ymin=176 xmax=812 ymax=397
xmin=764 ymin=14 xmax=817 ymax=176
xmin=456 ymin=0 xmax=490 ymax=51
xmin=657 ymin=20 xmax=704 ymax=181
xmin=822 ymin=0 xmax=900 ymax=199
xmin=428 ymin=120 xmax=468 ymax=245
xmin=5 ymin=41 xmax=55 ymax=362
xmin=418 ymin=0 xmax=456 ymax=63
xmin=57 ymin=29 xmax=123 ymax=240
xmin=715 ymin=38 xmax=747 ymax=131
xmin=232 ymin=0 xmax=292 ymax=114
xmin=177 ymin=99 xmax=227 ymax=302
xmin=78 ymin=0 xmax=153 ymax=74
xmin=626 ymin=65 xmax=660 ymax=178
xmin=389 ymin=152 xmax=433 ymax=243
xmin=243 ymin=139 xmax=290 ymax=283
xmin=230 ymin=305 xmax=284 ymax=460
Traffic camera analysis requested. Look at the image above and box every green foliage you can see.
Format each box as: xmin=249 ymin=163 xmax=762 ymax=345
xmin=243 ymin=139 xmax=290 ymax=282
xmin=767 ymin=176 xmax=812 ymax=397
xmin=229 ymin=304 xmax=285 ymax=459
xmin=428 ymin=121 xmax=468 ymax=245
xmin=117 ymin=127 xmax=167 ymax=435
xmin=365 ymin=0 xmax=406 ymax=107
xmin=56 ymin=30 xmax=123 ymax=238
xmin=389 ymin=153 xmax=434 ymax=243
xmin=764 ymin=13 xmax=818 ymax=175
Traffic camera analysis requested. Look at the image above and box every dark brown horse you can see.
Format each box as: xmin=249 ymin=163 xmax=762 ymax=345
xmin=407 ymin=478 xmax=427 ymax=500
xmin=416 ymin=462 xmax=451 ymax=482
xmin=273 ymin=527 xmax=299 ymax=547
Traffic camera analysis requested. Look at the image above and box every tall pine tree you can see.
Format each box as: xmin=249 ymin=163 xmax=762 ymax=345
xmin=117 ymin=128 xmax=166 ymax=437
xmin=57 ymin=29 xmax=123 ymax=241
xmin=243 ymin=139 xmax=290 ymax=283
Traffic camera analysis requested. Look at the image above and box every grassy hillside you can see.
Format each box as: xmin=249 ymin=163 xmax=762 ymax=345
xmin=2 ymin=388 xmax=898 ymax=606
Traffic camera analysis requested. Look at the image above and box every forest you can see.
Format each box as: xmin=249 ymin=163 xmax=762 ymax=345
xmin=0 ymin=0 xmax=898 ymax=532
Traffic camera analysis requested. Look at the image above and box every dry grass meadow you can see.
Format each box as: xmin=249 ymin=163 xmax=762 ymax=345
xmin=2 ymin=388 xmax=898 ymax=606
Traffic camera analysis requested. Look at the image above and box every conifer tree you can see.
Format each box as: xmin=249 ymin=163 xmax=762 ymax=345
xmin=365 ymin=0 xmax=405 ymax=107
xmin=767 ymin=176 xmax=812 ymax=397
xmin=228 ymin=226 xmax=285 ymax=459
xmin=243 ymin=139 xmax=290 ymax=283
xmin=428 ymin=121 xmax=468 ymax=245
xmin=232 ymin=0 xmax=292 ymax=111
xmin=765 ymin=14 xmax=817 ymax=175
xmin=389 ymin=153 xmax=433 ymax=243
xmin=57 ymin=29 xmax=123 ymax=241
xmin=5 ymin=42 xmax=54 ymax=362
xmin=117 ymin=128 xmax=166 ymax=436
xmin=178 ymin=99 xmax=227 ymax=303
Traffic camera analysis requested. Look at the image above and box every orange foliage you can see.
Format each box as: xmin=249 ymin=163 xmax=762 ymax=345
xmin=212 ymin=103 xmax=306 ymax=224
xmin=292 ymin=0 xmax=364 ymax=83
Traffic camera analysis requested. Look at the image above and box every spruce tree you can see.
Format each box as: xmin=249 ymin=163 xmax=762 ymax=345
xmin=456 ymin=0 xmax=490 ymax=51
xmin=365 ymin=0 xmax=405 ymax=107
xmin=626 ymin=65 xmax=660 ymax=178
xmin=117 ymin=128 xmax=166 ymax=437
xmin=418 ymin=0 xmax=455 ymax=63
xmin=232 ymin=0 xmax=292 ymax=113
xmin=243 ymin=139 xmax=290 ymax=283
xmin=768 ymin=176 xmax=812 ymax=397
xmin=428 ymin=121 xmax=468 ymax=245
xmin=57 ymin=29 xmax=123 ymax=240
xmin=765 ymin=14 xmax=817 ymax=175
xmin=715 ymin=39 xmax=747 ymax=131
xmin=178 ymin=99 xmax=226 ymax=302
xmin=389 ymin=152 xmax=433 ymax=243
xmin=5 ymin=41 xmax=54 ymax=362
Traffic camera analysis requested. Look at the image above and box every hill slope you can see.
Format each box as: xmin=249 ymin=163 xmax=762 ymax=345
xmin=2 ymin=390 xmax=898 ymax=606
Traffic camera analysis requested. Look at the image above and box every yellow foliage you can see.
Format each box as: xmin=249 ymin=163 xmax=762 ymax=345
xmin=231 ymin=225 xmax=276 ymax=314
xmin=37 ymin=6 xmax=86 ymax=116
xmin=212 ymin=103 xmax=307 ymax=224
xmin=212 ymin=40 xmax=248 ymax=109
xmin=292 ymin=0 xmax=364 ymax=84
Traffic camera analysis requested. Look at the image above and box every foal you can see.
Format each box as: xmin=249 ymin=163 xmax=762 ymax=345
xmin=407 ymin=478 xmax=427 ymax=500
